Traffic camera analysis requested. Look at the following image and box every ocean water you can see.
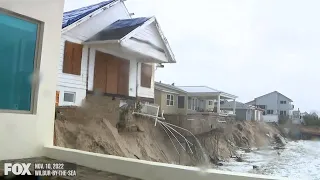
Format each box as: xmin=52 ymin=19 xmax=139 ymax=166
xmin=219 ymin=141 xmax=320 ymax=180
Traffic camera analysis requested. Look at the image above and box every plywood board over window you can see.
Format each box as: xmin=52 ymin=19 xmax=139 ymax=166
xmin=93 ymin=51 xmax=129 ymax=96
xmin=141 ymin=63 xmax=152 ymax=88
xmin=63 ymin=41 xmax=83 ymax=75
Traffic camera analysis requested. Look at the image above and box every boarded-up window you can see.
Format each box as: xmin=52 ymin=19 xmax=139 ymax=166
xmin=93 ymin=51 xmax=129 ymax=96
xmin=55 ymin=91 xmax=60 ymax=106
xmin=63 ymin=41 xmax=83 ymax=75
xmin=178 ymin=96 xmax=185 ymax=109
xmin=141 ymin=63 xmax=152 ymax=88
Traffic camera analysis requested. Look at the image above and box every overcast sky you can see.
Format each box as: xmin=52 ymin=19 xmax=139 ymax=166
xmin=64 ymin=0 xmax=320 ymax=112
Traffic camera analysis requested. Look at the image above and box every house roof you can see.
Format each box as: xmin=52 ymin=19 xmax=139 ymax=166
xmin=155 ymin=82 xmax=187 ymax=93
xmin=62 ymin=0 xmax=117 ymax=28
xmin=247 ymin=91 xmax=293 ymax=103
xmin=220 ymin=101 xmax=250 ymax=110
xmin=177 ymin=86 xmax=238 ymax=99
xmin=63 ymin=1 xmax=176 ymax=63
xmin=221 ymin=101 xmax=264 ymax=111
xmin=177 ymin=86 xmax=219 ymax=93
xmin=86 ymin=17 xmax=150 ymax=41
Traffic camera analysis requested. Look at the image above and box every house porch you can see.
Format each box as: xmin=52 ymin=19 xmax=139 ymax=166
xmin=186 ymin=94 xmax=237 ymax=116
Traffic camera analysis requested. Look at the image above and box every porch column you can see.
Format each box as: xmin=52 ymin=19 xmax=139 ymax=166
xmin=217 ymin=95 xmax=220 ymax=114
xmin=233 ymin=99 xmax=236 ymax=114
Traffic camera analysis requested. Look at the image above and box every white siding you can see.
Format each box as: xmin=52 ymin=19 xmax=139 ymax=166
xmin=64 ymin=2 xmax=130 ymax=42
xmin=255 ymin=92 xmax=278 ymax=114
xmin=254 ymin=92 xmax=293 ymax=115
xmin=122 ymin=22 xmax=168 ymax=63
xmin=134 ymin=22 xmax=166 ymax=49
xmin=278 ymin=94 xmax=293 ymax=114
xmin=57 ymin=86 xmax=86 ymax=107
xmin=128 ymin=59 xmax=138 ymax=97
xmin=56 ymin=35 xmax=88 ymax=106
xmin=87 ymin=48 xmax=96 ymax=91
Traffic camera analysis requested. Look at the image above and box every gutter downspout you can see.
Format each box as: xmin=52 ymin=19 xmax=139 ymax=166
xmin=136 ymin=61 xmax=139 ymax=100
xmin=86 ymin=47 xmax=91 ymax=92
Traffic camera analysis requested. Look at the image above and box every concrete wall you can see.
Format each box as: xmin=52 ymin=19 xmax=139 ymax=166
xmin=263 ymin=114 xmax=279 ymax=123
xmin=164 ymin=113 xmax=235 ymax=135
xmin=0 ymin=0 xmax=65 ymax=160
xmin=45 ymin=146 xmax=283 ymax=180
xmin=236 ymin=109 xmax=248 ymax=121
xmin=222 ymin=108 xmax=248 ymax=121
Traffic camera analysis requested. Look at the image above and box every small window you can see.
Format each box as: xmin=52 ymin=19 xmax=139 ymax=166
xmin=141 ymin=63 xmax=152 ymax=88
xmin=280 ymin=111 xmax=287 ymax=116
xmin=258 ymin=105 xmax=266 ymax=109
xmin=64 ymin=92 xmax=76 ymax=102
xmin=267 ymin=110 xmax=274 ymax=114
xmin=63 ymin=41 xmax=83 ymax=75
xmin=0 ymin=10 xmax=41 ymax=111
xmin=208 ymin=100 xmax=213 ymax=105
xmin=166 ymin=94 xmax=174 ymax=106
xmin=280 ymin=101 xmax=287 ymax=104
xmin=188 ymin=97 xmax=191 ymax=109
xmin=178 ymin=96 xmax=185 ymax=108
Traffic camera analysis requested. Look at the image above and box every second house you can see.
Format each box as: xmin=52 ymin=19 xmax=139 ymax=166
xmin=57 ymin=1 xmax=175 ymax=106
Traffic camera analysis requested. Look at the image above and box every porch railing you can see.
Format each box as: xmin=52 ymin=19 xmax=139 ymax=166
xmin=132 ymin=103 xmax=165 ymax=126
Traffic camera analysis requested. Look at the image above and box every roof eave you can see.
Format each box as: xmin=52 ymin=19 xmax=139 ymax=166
xmin=153 ymin=18 xmax=176 ymax=63
xmin=83 ymin=40 xmax=121 ymax=45
xmin=219 ymin=92 xmax=238 ymax=99
xmin=155 ymin=83 xmax=187 ymax=93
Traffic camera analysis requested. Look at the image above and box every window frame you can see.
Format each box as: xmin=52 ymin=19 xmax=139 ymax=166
xmin=0 ymin=8 xmax=43 ymax=114
xmin=177 ymin=96 xmax=185 ymax=109
xmin=166 ymin=94 xmax=174 ymax=106
xmin=208 ymin=100 xmax=213 ymax=105
xmin=280 ymin=110 xmax=287 ymax=116
xmin=63 ymin=92 xmax=76 ymax=103
xmin=188 ymin=97 xmax=192 ymax=110
xmin=267 ymin=110 xmax=274 ymax=114
xmin=280 ymin=100 xmax=287 ymax=104
xmin=63 ymin=41 xmax=83 ymax=75
xmin=140 ymin=63 xmax=152 ymax=88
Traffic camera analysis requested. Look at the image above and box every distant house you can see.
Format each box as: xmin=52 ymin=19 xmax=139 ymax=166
xmin=56 ymin=1 xmax=175 ymax=106
xmin=246 ymin=91 xmax=294 ymax=116
xmin=154 ymin=82 xmax=238 ymax=115
xmin=220 ymin=101 xmax=263 ymax=121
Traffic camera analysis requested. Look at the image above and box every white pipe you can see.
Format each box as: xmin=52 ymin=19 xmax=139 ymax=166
xmin=160 ymin=122 xmax=186 ymax=152
xmin=160 ymin=121 xmax=193 ymax=154
xmin=160 ymin=123 xmax=179 ymax=155
xmin=159 ymin=120 xmax=209 ymax=164
xmin=160 ymin=121 xmax=193 ymax=146
xmin=159 ymin=121 xmax=193 ymax=153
